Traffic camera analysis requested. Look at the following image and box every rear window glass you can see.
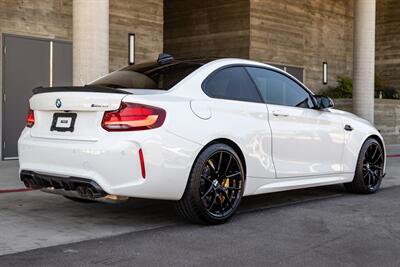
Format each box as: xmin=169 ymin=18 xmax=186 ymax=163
xmin=90 ymin=60 xmax=210 ymax=90
xmin=203 ymin=67 xmax=263 ymax=103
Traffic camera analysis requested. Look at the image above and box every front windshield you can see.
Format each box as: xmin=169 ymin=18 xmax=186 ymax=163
xmin=90 ymin=59 xmax=211 ymax=90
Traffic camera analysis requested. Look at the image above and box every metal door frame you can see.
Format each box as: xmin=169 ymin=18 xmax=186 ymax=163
xmin=1 ymin=33 xmax=71 ymax=160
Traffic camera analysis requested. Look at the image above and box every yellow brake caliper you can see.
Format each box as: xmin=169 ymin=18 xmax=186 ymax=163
xmin=220 ymin=178 xmax=230 ymax=203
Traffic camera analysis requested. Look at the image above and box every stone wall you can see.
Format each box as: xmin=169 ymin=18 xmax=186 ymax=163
xmin=164 ymin=0 xmax=250 ymax=58
xmin=249 ymin=0 xmax=354 ymax=92
xmin=0 ymin=0 xmax=72 ymax=40
xmin=376 ymin=0 xmax=400 ymax=91
xmin=0 ymin=0 xmax=163 ymax=72
xmin=334 ymin=99 xmax=400 ymax=144
xmin=164 ymin=0 xmax=354 ymax=92
xmin=1 ymin=0 xmax=398 ymax=89
xmin=109 ymin=0 xmax=163 ymax=71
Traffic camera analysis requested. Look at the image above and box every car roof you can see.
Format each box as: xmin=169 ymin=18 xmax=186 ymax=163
xmin=119 ymin=57 xmax=307 ymax=93
xmin=121 ymin=57 xmax=283 ymax=74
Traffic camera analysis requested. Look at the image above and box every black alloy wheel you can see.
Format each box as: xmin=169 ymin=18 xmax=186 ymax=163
xmin=362 ymin=142 xmax=384 ymax=190
xmin=345 ymin=138 xmax=384 ymax=194
xmin=176 ymin=143 xmax=245 ymax=224
xmin=199 ymin=150 xmax=243 ymax=218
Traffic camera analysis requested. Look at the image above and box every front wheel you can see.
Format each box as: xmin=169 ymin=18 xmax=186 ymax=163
xmin=344 ymin=138 xmax=384 ymax=194
xmin=176 ymin=143 xmax=245 ymax=225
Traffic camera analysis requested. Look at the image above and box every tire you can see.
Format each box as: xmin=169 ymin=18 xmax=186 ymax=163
xmin=176 ymin=143 xmax=245 ymax=225
xmin=63 ymin=196 xmax=97 ymax=203
xmin=344 ymin=138 xmax=384 ymax=194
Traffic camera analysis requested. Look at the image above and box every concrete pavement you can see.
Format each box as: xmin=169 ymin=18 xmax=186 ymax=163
xmin=2 ymin=181 xmax=400 ymax=266
xmin=0 ymin=145 xmax=399 ymax=266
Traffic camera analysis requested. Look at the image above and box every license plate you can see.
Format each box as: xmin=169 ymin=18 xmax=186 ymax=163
xmin=50 ymin=113 xmax=77 ymax=132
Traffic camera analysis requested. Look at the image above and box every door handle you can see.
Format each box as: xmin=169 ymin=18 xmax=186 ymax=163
xmin=272 ymin=111 xmax=289 ymax=117
xmin=344 ymin=124 xmax=354 ymax=131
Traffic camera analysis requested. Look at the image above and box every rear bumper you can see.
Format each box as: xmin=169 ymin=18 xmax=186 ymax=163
xmin=20 ymin=170 xmax=107 ymax=198
xmin=18 ymin=128 xmax=202 ymax=200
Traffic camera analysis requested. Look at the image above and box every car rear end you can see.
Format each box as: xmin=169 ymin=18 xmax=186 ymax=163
xmin=18 ymin=59 xmax=209 ymax=201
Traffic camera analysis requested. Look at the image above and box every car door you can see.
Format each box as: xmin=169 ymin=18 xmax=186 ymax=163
xmin=246 ymin=67 xmax=345 ymax=178
xmin=201 ymin=66 xmax=276 ymax=180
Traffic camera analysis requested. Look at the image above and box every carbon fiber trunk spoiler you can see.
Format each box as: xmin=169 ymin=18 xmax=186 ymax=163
xmin=32 ymin=85 xmax=132 ymax=95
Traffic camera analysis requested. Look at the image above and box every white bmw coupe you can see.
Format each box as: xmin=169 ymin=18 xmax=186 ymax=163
xmin=18 ymin=55 xmax=386 ymax=224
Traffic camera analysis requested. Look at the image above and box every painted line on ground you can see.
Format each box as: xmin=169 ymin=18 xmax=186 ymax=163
xmin=0 ymin=188 xmax=33 ymax=194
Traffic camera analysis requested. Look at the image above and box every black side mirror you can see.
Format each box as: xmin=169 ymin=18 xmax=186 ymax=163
xmin=314 ymin=95 xmax=334 ymax=109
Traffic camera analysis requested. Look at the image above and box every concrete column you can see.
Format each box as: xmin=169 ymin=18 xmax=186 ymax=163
xmin=353 ymin=0 xmax=376 ymax=123
xmin=73 ymin=0 xmax=109 ymax=86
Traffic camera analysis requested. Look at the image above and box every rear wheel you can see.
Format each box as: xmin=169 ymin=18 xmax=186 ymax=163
xmin=176 ymin=143 xmax=245 ymax=224
xmin=344 ymin=138 xmax=384 ymax=194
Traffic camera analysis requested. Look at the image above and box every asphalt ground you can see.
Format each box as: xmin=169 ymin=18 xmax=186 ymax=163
xmin=0 ymin=146 xmax=399 ymax=266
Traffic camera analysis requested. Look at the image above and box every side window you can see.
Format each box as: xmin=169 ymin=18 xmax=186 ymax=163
xmin=246 ymin=67 xmax=314 ymax=108
xmin=203 ymin=67 xmax=263 ymax=103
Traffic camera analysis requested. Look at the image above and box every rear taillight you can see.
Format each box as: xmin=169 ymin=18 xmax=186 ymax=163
xmin=102 ymin=102 xmax=166 ymax=132
xmin=26 ymin=109 xmax=35 ymax=128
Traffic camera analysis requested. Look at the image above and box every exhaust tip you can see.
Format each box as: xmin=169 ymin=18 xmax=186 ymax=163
xmin=76 ymin=186 xmax=102 ymax=200
xmin=76 ymin=186 xmax=87 ymax=198
xmin=85 ymin=187 xmax=94 ymax=199
xmin=22 ymin=178 xmax=31 ymax=188
xmin=22 ymin=178 xmax=40 ymax=189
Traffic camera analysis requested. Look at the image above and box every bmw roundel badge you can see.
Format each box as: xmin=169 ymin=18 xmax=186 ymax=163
xmin=56 ymin=98 xmax=62 ymax=109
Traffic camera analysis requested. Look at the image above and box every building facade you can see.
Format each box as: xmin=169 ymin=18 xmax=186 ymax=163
xmin=376 ymin=0 xmax=400 ymax=91
xmin=165 ymin=0 xmax=354 ymax=92
xmin=164 ymin=0 xmax=398 ymax=94
xmin=1 ymin=0 xmax=397 ymax=90
xmin=0 ymin=0 xmax=163 ymax=71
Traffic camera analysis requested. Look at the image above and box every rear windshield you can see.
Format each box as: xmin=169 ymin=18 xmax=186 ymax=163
xmin=90 ymin=59 xmax=211 ymax=90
